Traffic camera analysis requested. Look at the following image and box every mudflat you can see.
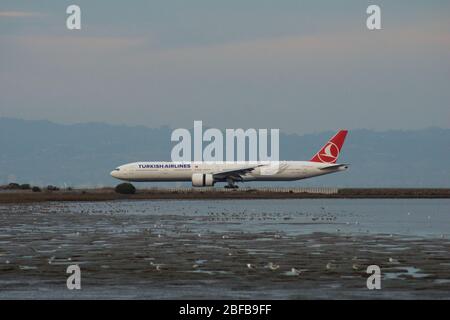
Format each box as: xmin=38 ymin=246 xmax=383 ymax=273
xmin=1 ymin=199 xmax=449 ymax=299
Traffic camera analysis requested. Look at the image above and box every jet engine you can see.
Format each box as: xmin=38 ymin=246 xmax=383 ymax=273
xmin=192 ymin=173 xmax=214 ymax=187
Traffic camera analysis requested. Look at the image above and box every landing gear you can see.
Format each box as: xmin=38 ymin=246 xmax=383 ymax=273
xmin=224 ymin=178 xmax=239 ymax=189
xmin=224 ymin=184 xmax=239 ymax=189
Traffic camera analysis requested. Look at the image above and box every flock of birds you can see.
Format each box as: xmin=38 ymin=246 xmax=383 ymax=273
xmin=3 ymin=202 xmax=446 ymax=281
xmin=140 ymin=256 xmax=406 ymax=277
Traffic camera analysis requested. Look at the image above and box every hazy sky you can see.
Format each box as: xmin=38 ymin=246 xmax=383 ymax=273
xmin=1 ymin=0 xmax=449 ymax=134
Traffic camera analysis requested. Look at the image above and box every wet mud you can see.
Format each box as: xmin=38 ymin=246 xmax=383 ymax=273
xmin=0 ymin=200 xmax=449 ymax=299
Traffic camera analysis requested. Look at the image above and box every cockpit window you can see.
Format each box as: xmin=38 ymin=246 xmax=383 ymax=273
xmin=114 ymin=168 xmax=120 ymax=171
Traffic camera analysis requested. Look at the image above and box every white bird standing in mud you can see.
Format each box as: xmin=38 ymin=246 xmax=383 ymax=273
xmin=150 ymin=261 xmax=163 ymax=271
xmin=326 ymin=262 xmax=336 ymax=270
xmin=266 ymin=262 xmax=279 ymax=270
xmin=388 ymin=257 xmax=399 ymax=264
xmin=285 ymin=268 xmax=301 ymax=276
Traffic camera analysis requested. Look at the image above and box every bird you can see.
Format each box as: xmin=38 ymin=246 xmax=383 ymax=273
xmin=266 ymin=262 xmax=280 ymax=270
xmin=388 ymin=257 xmax=399 ymax=264
xmin=150 ymin=262 xmax=163 ymax=271
xmin=285 ymin=268 xmax=301 ymax=276
xmin=246 ymin=263 xmax=255 ymax=269
xmin=326 ymin=262 xmax=336 ymax=270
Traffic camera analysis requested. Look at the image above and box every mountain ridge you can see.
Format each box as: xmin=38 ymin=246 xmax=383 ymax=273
xmin=1 ymin=117 xmax=448 ymax=187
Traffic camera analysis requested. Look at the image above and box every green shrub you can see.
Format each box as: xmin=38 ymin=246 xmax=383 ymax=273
xmin=20 ymin=184 xmax=31 ymax=190
xmin=47 ymin=185 xmax=60 ymax=191
xmin=32 ymin=186 xmax=41 ymax=192
xmin=115 ymin=183 xmax=136 ymax=194
xmin=7 ymin=183 xmax=20 ymax=190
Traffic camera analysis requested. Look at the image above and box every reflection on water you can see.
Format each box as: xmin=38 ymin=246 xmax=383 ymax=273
xmin=0 ymin=199 xmax=449 ymax=299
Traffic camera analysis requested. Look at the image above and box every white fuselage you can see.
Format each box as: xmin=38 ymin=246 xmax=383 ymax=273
xmin=110 ymin=161 xmax=348 ymax=183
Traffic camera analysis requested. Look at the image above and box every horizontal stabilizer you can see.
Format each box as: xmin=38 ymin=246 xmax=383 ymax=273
xmin=319 ymin=164 xmax=349 ymax=171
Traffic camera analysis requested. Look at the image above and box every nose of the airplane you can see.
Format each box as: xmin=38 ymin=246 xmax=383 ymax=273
xmin=110 ymin=170 xmax=119 ymax=178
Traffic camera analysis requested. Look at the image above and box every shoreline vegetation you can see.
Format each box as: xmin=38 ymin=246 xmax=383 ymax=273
xmin=0 ymin=185 xmax=450 ymax=203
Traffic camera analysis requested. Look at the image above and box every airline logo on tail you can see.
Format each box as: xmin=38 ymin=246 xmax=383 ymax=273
xmin=318 ymin=142 xmax=340 ymax=163
xmin=310 ymin=130 xmax=348 ymax=164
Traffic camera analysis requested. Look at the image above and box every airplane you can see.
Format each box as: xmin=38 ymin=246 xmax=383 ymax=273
xmin=110 ymin=130 xmax=348 ymax=188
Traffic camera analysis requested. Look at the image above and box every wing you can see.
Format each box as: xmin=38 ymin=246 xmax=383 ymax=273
xmin=212 ymin=165 xmax=262 ymax=181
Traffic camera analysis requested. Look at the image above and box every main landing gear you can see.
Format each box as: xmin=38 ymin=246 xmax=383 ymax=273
xmin=224 ymin=178 xmax=239 ymax=189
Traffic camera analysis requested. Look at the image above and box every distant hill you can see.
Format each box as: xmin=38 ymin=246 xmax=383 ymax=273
xmin=0 ymin=118 xmax=448 ymax=187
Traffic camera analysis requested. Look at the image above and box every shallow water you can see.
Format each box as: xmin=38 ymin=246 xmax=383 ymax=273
xmin=0 ymin=199 xmax=449 ymax=299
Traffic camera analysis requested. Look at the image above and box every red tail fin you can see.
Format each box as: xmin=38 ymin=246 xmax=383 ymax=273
xmin=310 ymin=130 xmax=348 ymax=164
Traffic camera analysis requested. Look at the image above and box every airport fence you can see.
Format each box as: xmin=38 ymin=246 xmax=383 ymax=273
xmin=146 ymin=187 xmax=339 ymax=194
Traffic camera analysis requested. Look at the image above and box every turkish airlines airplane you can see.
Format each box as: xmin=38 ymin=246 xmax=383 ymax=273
xmin=110 ymin=130 xmax=348 ymax=188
